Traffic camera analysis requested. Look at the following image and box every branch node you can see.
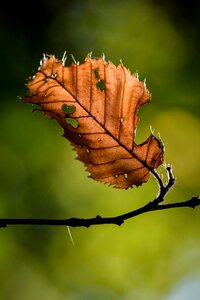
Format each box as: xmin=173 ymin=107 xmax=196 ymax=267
xmin=116 ymin=219 xmax=124 ymax=226
xmin=96 ymin=215 xmax=102 ymax=220
xmin=188 ymin=196 xmax=200 ymax=209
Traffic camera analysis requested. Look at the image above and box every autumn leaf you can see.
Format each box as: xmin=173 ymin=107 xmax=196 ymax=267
xmin=23 ymin=54 xmax=164 ymax=189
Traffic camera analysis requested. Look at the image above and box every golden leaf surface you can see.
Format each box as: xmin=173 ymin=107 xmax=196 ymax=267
xmin=23 ymin=54 xmax=164 ymax=189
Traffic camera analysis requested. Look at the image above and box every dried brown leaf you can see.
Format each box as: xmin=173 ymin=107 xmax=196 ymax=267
xmin=23 ymin=54 xmax=164 ymax=189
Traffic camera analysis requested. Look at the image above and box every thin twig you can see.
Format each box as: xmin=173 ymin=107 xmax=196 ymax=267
xmin=153 ymin=165 xmax=176 ymax=204
xmin=0 ymin=196 xmax=199 ymax=228
xmin=0 ymin=166 xmax=199 ymax=228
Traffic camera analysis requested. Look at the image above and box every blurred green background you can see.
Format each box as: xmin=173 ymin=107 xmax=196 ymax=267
xmin=0 ymin=0 xmax=200 ymax=299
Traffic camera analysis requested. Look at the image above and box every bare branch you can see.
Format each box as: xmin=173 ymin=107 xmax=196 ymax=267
xmin=0 ymin=196 xmax=199 ymax=228
xmin=0 ymin=166 xmax=199 ymax=229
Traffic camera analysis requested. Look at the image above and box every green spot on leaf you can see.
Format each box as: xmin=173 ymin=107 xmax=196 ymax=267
xmin=96 ymin=79 xmax=105 ymax=91
xmin=62 ymin=104 xmax=78 ymax=128
xmin=62 ymin=104 xmax=75 ymax=114
xmin=65 ymin=118 xmax=78 ymax=128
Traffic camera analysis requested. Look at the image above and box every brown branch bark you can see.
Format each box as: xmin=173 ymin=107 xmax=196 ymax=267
xmin=0 ymin=167 xmax=199 ymax=229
